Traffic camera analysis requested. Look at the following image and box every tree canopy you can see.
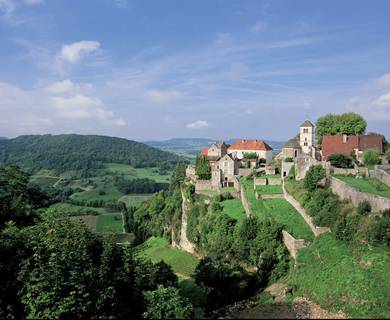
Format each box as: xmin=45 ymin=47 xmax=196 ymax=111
xmin=0 ymin=134 xmax=185 ymax=173
xmin=316 ymin=113 xmax=367 ymax=145
xmin=195 ymin=156 xmax=211 ymax=180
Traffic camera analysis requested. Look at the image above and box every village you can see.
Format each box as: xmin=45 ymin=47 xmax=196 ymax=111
xmin=182 ymin=119 xmax=390 ymax=258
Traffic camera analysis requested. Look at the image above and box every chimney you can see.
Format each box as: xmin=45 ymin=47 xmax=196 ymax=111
xmin=343 ymin=135 xmax=347 ymax=143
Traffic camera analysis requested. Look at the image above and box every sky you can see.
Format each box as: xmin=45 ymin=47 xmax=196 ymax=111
xmin=1 ymin=0 xmax=390 ymax=141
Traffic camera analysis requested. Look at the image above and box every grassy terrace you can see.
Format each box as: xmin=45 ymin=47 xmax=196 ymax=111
xmin=255 ymin=174 xmax=281 ymax=179
xmin=50 ymin=202 xmax=110 ymax=215
xmin=96 ymin=213 xmax=123 ymax=233
xmin=221 ymin=198 xmax=246 ymax=224
xmin=256 ymin=185 xmax=283 ymax=195
xmin=136 ymin=236 xmax=199 ymax=278
xmin=241 ymin=177 xmax=313 ymax=240
xmin=333 ymin=174 xmax=390 ymax=198
xmin=289 ymin=233 xmax=390 ymax=318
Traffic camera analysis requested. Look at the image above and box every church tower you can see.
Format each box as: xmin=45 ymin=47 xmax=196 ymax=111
xmin=299 ymin=120 xmax=315 ymax=154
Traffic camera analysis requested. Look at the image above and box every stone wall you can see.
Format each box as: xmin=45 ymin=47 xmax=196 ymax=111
xmin=178 ymin=190 xmax=196 ymax=254
xmin=330 ymin=176 xmax=390 ymax=212
xmin=282 ymin=180 xmax=331 ymax=236
xmin=332 ymin=168 xmax=358 ymax=175
xmin=369 ymin=169 xmax=390 ymax=187
xmin=268 ymin=178 xmax=282 ymax=185
xmin=282 ymin=230 xmax=306 ymax=259
xmin=195 ymin=180 xmax=218 ymax=191
xmin=240 ymin=183 xmax=252 ymax=217
xmin=377 ymin=164 xmax=390 ymax=170
xmin=281 ymin=161 xmax=294 ymax=177
xmin=256 ymin=193 xmax=284 ymax=199
xmin=238 ymin=168 xmax=252 ymax=176
xmin=254 ymin=178 xmax=267 ymax=186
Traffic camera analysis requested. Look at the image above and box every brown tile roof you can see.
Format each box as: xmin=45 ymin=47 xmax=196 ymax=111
xmin=228 ymin=139 xmax=273 ymax=151
xmin=322 ymin=135 xmax=384 ymax=160
xmin=358 ymin=135 xmax=384 ymax=153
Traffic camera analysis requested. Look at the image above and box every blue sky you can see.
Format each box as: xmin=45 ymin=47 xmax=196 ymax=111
xmin=1 ymin=0 xmax=390 ymax=141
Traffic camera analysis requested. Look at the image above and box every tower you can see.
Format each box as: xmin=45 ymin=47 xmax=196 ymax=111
xmin=299 ymin=120 xmax=315 ymax=154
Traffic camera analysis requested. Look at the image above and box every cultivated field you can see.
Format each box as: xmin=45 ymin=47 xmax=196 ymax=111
xmin=96 ymin=213 xmax=123 ymax=233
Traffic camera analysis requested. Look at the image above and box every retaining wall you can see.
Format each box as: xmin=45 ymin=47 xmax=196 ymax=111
xmin=330 ymin=176 xmax=390 ymax=212
xmin=282 ymin=230 xmax=306 ymax=259
xmin=254 ymin=178 xmax=267 ymax=186
xmin=332 ymin=168 xmax=358 ymax=175
xmin=256 ymin=193 xmax=284 ymax=199
xmin=369 ymin=169 xmax=390 ymax=187
xmin=282 ymin=180 xmax=331 ymax=236
xmin=268 ymin=178 xmax=282 ymax=185
xmin=195 ymin=180 xmax=218 ymax=192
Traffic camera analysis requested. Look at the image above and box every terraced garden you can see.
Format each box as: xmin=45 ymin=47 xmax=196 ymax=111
xmin=333 ymin=174 xmax=390 ymax=198
xmin=242 ymin=177 xmax=314 ymax=240
xmin=256 ymin=185 xmax=283 ymax=195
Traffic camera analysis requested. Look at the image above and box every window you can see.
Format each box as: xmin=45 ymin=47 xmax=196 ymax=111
xmin=303 ymin=128 xmax=309 ymax=133
xmin=224 ymin=161 xmax=228 ymax=167
xmin=304 ymin=142 xmax=308 ymax=146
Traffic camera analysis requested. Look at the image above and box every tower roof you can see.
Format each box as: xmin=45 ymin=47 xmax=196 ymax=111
xmin=300 ymin=120 xmax=314 ymax=127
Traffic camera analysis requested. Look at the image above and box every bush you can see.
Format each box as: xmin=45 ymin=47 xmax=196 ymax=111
xmin=304 ymin=165 xmax=326 ymax=191
xmin=243 ymin=152 xmax=257 ymax=159
xmin=386 ymin=149 xmax=390 ymax=162
xmin=363 ymin=149 xmax=380 ymax=167
xmin=195 ymin=156 xmax=211 ymax=180
xmin=328 ymin=154 xmax=354 ymax=168
xmin=284 ymin=157 xmax=294 ymax=162
xmin=357 ymin=201 xmax=371 ymax=215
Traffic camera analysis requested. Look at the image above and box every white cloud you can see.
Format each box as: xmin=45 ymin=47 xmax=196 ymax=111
xmin=186 ymin=120 xmax=209 ymax=129
xmin=60 ymin=41 xmax=100 ymax=63
xmin=250 ymin=20 xmax=266 ymax=33
xmin=0 ymin=0 xmax=15 ymax=18
xmin=45 ymin=79 xmax=93 ymax=95
xmin=375 ymin=91 xmax=390 ymax=106
xmin=24 ymin=0 xmax=45 ymax=5
xmin=53 ymin=40 xmax=101 ymax=75
xmin=376 ymin=74 xmax=390 ymax=87
xmin=146 ymin=89 xmax=181 ymax=104
xmin=111 ymin=0 xmax=128 ymax=8
xmin=0 ymin=80 xmax=126 ymax=136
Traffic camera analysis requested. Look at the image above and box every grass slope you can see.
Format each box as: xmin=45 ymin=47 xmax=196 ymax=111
xmin=136 ymin=236 xmax=199 ymax=277
xmin=70 ymin=185 xmax=124 ymax=202
xmin=289 ymin=233 xmax=390 ymax=318
xmin=242 ymin=177 xmax=313 ymax=240
xmin=256 ymin=185 xmax=283 ymax=195
xmin=49 ymin=202 xmax=109 ymax=215
xmin=333 ymin=175 xmax=390 ymax=198
xmin=103 ymin=163 xmax=171 ymax=183
xmin=222 ymin=198 xmax=246 ymax=224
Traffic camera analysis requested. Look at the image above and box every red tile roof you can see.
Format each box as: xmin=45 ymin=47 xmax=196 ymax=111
xmin=322 ymin=135 xmax=383 ymax=160
xmin=228 ymin=139 xmax=273 ymax=151
xmin=201 ymin=147 xmax=208 ymax=156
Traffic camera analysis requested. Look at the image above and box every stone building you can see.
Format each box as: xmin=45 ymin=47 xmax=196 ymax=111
xmin=227 ymin=139 xmax=273 ymax=163
xmin=299 ymin=120 xmax=315 ymax=155
xmin=282 ymin=138 xmax=301 ymax=160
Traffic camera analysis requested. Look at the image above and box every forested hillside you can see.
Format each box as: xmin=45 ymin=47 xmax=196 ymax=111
xmin=0 ymin=134 xmax=184 ymax=173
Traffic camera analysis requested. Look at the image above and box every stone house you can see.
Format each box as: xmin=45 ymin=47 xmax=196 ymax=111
xmin=228 ymin=139 xmax=273 ymax=163
xmin=211 ymin=154 xmax=239 ymax=187
xmin=282 ymin=138 xmax=301 ymax=160
xmin=282 ymin=120 xmax=316 ymax=160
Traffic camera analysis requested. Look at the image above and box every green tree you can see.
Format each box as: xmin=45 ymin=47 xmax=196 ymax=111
xmin=328 ymin=154 xmax=354 ymax=169
xmin=143 ymin=285 xmax=200 ymax=319
xmin=0 ymin=165 xmax=47 ymax=229
xmin=195 ymin=156 xmax=211 ymax=180
xmin=303 ymin=165 xmax=326 ymax=191
xmin=363 ymin=149 xmax=380 ymax=167
xmin=316 ymin=113 xmax=367 ymax=145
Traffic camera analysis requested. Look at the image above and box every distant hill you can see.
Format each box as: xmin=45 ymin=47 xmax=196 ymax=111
xmin=0 ymin=137 xmax=7 ymax=140
xmin=0 ymin=134 xmax=185 ymax=173
xmin=144 ymin=138 xmax=286 ymax=160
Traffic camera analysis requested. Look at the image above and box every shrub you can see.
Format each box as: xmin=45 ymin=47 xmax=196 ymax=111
xmin=363 ymin=149 xmax=380 ymax=167
xmin=328 ymin=154 xmax=354 ymax=168
xmin=304 ymin=165 xmax=326 ymax=191
xmin=258 ymin=158 xmax=266 ymax=164
xmin=386 ymin=149 xmax=390 ymax=162
xmin=357 ymin=201 xmax=371 ymax=215
xmin=243 ymin=152 xmax=257 ymax=159
xmin=284 ymin=157 xmax=294 ymax=162
xmin=195 ymin=156 xmax=211 ymax=180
